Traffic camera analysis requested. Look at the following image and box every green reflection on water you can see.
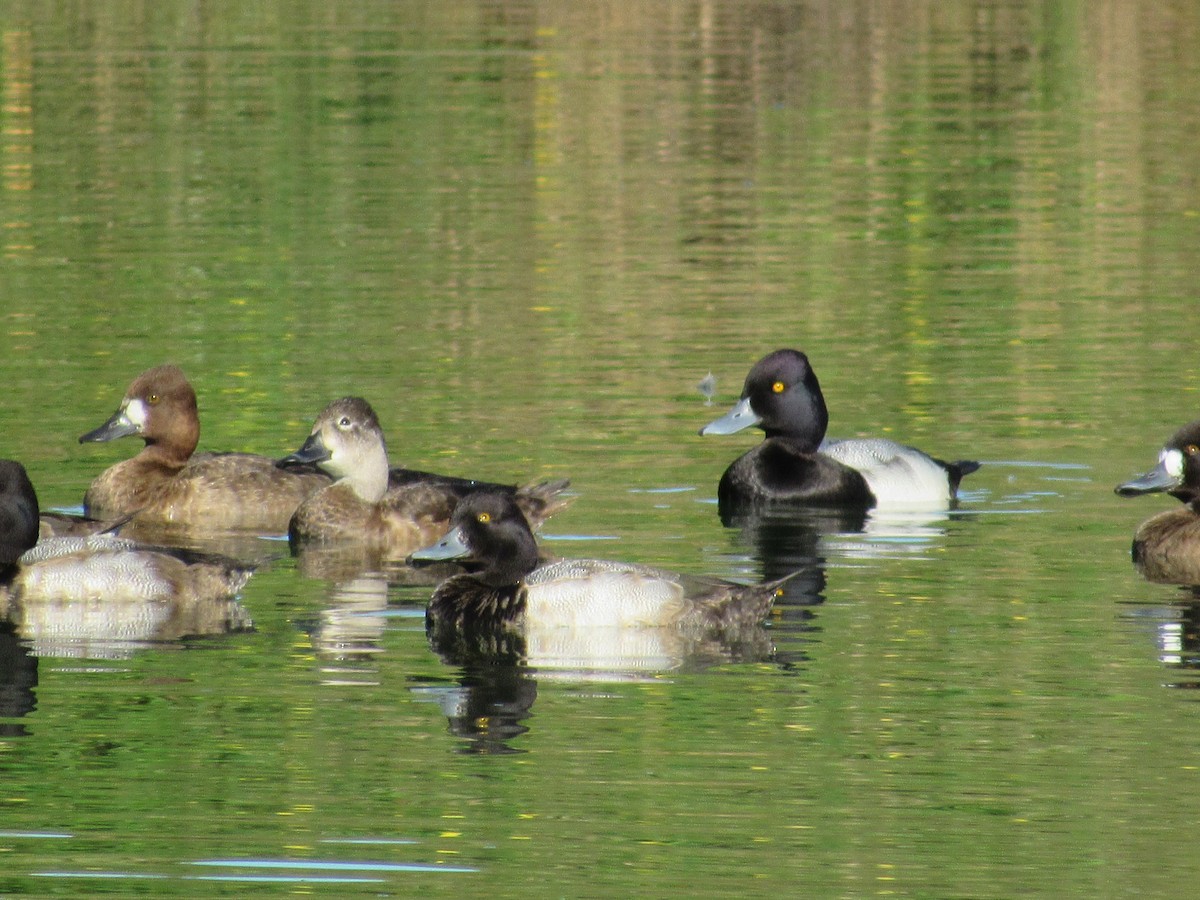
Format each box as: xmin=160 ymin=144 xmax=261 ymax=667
xmin=2 ymin=0 xmax=1200 ymax=896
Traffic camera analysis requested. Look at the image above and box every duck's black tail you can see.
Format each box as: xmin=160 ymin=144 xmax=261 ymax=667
xmin=939 ymin=459 xmax=981 ymax=495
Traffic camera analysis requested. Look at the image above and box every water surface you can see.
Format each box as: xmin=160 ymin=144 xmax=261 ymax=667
xmin=2 ymin=2 xmax=1200 ymax=896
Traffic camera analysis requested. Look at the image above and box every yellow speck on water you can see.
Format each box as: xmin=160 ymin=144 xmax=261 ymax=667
xmin=441 ymin=814 xmax=465 ymax=819
xmin=511 ymin=835 xmax=531 ymax=841
xmin=230 ymin=298 xmax=247 ymax=305
xmin=439 ymin=831 xmax=461 ymax=838
xmin=227 ymin=370 xmax=249 ymax=378
xmin=530 ymin=306 xmax=553 ymax=312
xmin=518 ymin=813 xmax=538 ymax=819
xmin=750 ymin=766 xmax=768 ymax=771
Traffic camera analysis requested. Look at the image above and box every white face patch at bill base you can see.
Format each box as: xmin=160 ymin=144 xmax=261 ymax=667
xmin=122 ymin=398 xmax=148 ymax=429
xmin=1161 ymin=448 xmax=1185 ymax=478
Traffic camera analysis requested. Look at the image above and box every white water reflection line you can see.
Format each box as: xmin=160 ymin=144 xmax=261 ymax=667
xmin=0 ymin=831 xmax=72 ymax=839
xmin=188 ymin=858 xmax=479 ymax=873
xmin=378 ymin=608 xmax=425 ymax=619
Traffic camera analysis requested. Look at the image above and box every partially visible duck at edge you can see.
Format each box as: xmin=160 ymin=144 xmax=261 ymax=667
xmin=79 ymin=365 xmax=331 ymax=532
xmin=410 ymin=492 xmax=790 ymax=643
xmin=0 ymin=459 xmax=254 ymax=637
xmin=700 ymin=349 xmax=980 ymax=513
xmin=1115 ymin=419 xmax=1200 ymax=585
xmin=277 ymin=396 xmax=571 ymax=559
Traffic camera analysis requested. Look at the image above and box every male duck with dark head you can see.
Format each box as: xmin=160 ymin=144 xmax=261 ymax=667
xmin=278 ymin=396 xmax=570 ymax=559
xmin=700 ymin=349 xmax=979 ymax=514
xmin=1115 ymin=419 xmax=1200 ymax=585
xmin=79 ymin=365 xmax=330 ymax=532
xmin=0 ymin=459 xmax=253 ymax=635
xmin=410 ymin=492 xmax=790 ymax=644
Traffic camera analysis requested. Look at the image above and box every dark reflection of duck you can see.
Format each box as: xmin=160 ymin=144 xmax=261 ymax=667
xmin=1116 ymin=422 xmax=1200 ymax=585
xmin=411 ymin=492 xmax=789 ymax=672
xmin=278 ymin=397 xmax=571 ymax=567
xmin=412 ymin=663 xmax=538 ymax=755
xmin=78 ymin=365 xmax=330 ymax=532
xmin=700 ymin=349 xmax=979 ymax=518
xmin=718 ymin=506 xmax=847 ymax=609
xmin=0 ymin=623 xmax=37 ymax=734
xmin=0 ymin=460 xmax=254 ymax=658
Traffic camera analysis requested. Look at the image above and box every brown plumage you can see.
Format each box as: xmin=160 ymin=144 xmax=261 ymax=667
xmin=1116 ymin=420 xmax=1200 ymax=585
xmin=79 ymin=365 xmax=330 ymax=532
xmin=279 ymin=397 xmax=571 ymax=560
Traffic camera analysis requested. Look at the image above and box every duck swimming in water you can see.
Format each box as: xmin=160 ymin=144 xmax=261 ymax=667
xmin=0 ymin=460 xmax=253 ymax=649
xmin=278 ymin=396 xmax=571 ymax=560
xmin=1116 ymin=419 xmax=1200 ymax=585
xmin=79 ymin=365 xmax=330 ymax=532
xmin=700 ymin=349 xmax=979 ymax=514
xmin=410 ymin=492 xmax=790 ymax=648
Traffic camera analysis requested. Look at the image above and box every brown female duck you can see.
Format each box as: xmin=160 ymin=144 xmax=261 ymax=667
xmin=279 ymin=397 xmax=570 ymax=559
xmin=79 ymin=365 xmax=330 ymax=532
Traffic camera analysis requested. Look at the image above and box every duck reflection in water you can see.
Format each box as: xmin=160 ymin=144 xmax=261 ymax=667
xmin=0 ymin=624 xmax=37 ymax=736
xmin=1116 ymin=421 xmax=1200 ymax=586
xmin=0 ymin=460 xmax=254 ymax=659
xmin=1150 ymin=594 xmax=1200 ymax=685
xmin=411 ymin=660 xmax=538 ymax=756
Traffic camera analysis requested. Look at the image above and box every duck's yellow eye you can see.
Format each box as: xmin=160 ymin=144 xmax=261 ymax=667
xmin=771 ymin=381 xmax=785 ymax=394
xmin=477 ymin=512 xmax=491 ymax=524
xmin=1187 ymin=445 xmax=1199 ymax=456
xmin=147 ymin=394 xmax=160 ymax=405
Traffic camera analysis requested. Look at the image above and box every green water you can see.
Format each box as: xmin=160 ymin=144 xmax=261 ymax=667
xmin=2 ymin=1 xmax=1200 ymax=896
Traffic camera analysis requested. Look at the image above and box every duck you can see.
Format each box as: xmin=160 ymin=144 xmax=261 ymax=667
xmin=78 ymin=365 xmax=331 ymax=532
xmin=409 ymin=492 xmax=789 ymax=644
xmin=699 ymin=349 xmax=979 ymax=513
xmin=1115 ymin=420 xmax=1200 ymax=585
xmin=277 ymin=396 xmax=571 ymax=559
xmin=0 ymin=460 xmax=254 ymax=645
